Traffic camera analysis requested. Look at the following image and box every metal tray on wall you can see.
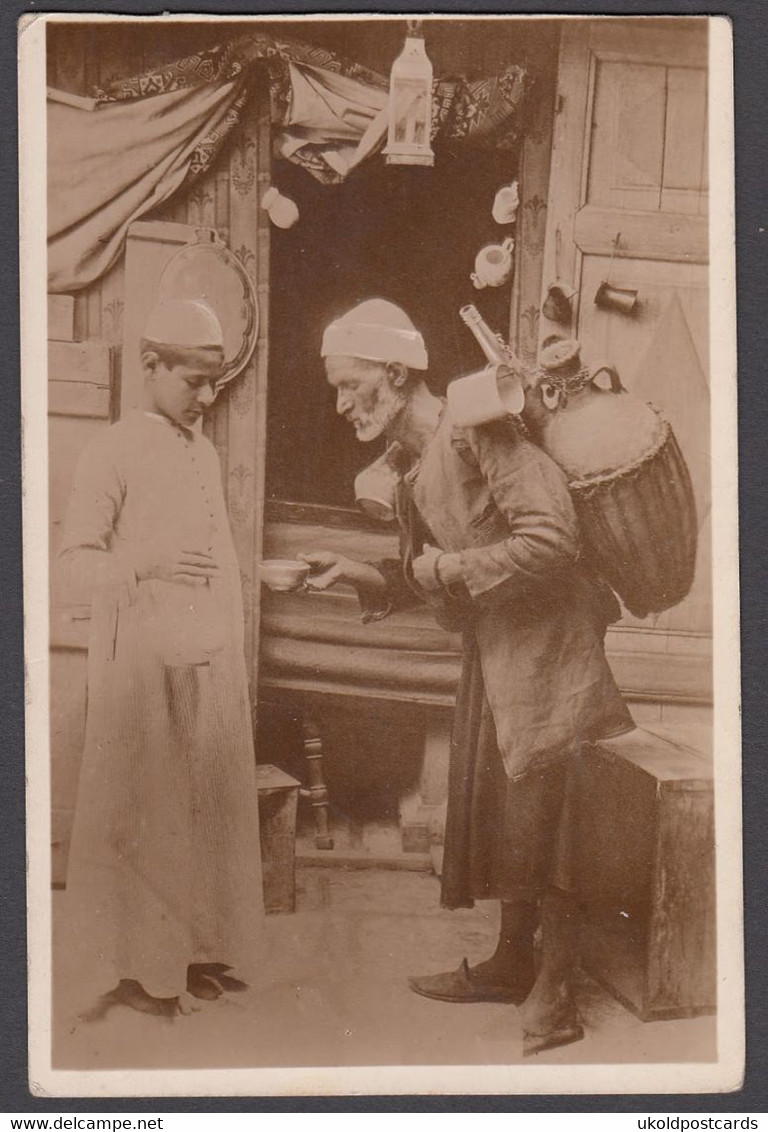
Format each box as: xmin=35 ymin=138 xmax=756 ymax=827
xmin=155 ymin=229 xmax=259 ymax=389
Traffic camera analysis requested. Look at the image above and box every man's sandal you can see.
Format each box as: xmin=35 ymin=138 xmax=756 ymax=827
xmin=521 ymin=994 xmax=585 ymax=1056
xmin=523 ymin=1020 xmax=585 ymax=1056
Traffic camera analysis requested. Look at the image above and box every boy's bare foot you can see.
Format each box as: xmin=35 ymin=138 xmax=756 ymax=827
xmin=175 ymin=991 xmax=202 ymax=1015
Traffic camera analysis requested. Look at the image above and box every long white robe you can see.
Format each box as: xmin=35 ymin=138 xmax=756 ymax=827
xmin=59 ymin=411 xmax=264 ymax=1000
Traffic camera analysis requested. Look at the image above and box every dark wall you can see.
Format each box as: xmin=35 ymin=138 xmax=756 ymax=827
xmin=266 ymin=145 xmax=521 ymax=508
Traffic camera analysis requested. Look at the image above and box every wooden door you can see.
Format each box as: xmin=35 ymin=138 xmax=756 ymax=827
xmin=541 ymin=19 xmax=711 ymax=714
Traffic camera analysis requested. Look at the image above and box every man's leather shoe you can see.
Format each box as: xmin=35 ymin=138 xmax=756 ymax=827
xmin=408 ymin=957 xmax=533 ymax=1005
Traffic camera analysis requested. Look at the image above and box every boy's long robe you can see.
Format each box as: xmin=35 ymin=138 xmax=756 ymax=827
xmin=59 ymin=411 xmax=264 ymax=1000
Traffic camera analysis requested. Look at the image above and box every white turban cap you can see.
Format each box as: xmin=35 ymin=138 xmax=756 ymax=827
xmin=321 ymin=299 xmax=428 ymax=370
xmin=143 ymin=298 xmax=224 ymax=349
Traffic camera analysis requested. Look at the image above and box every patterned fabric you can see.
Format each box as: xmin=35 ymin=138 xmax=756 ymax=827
xmin=432 ymin=66 xmax=528 ymax=150
xmin=49 ymin=31 xmax=528 ymax=290
xmin=93 ymin=31 xmax=529 ymax=179
xmin=94 ymin=32 xmax=390 ymax=185
xmin=94 ymin=33 xmax=387 ymax=102
xmin=189 ymin=83 xmax=251 ymax=178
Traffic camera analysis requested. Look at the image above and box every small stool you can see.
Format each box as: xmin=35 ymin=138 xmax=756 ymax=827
xmin=256 ymin=763 xmax=300 ymax=914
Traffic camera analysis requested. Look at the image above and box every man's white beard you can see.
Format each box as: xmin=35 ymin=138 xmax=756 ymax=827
xmin=353 ymin=380 xmax=408 ymax=442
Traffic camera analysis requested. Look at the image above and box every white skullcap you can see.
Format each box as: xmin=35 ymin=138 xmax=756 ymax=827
xmin=321 ymin=299 xmax=428 ymax=370
xmin=143 ymin=298 xmax=224 ymax=349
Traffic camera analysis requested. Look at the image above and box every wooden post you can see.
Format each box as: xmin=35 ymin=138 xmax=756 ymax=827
xmin=508 ymin=25 xmax=559 ymax=364
xmin=223 ymin=77 xmax=271 ymax=684
xmin=301 ymin=720 xmax=335 ymax=851
xmin=256 ymin=763 xmax=301 ymax=914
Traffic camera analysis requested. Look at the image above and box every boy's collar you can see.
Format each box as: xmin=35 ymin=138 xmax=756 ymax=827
xmin=143 ymin=411 xmax=195 ymax=439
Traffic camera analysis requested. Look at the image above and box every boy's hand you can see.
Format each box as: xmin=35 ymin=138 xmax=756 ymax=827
xmin=134 ymin=542 xmax=220 ymax=585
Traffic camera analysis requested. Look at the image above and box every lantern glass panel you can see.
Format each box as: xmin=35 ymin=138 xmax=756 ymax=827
xmin=385 ymin=26 xmax=434 ymax=166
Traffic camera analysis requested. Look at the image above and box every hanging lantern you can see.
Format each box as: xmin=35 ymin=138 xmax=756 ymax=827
xmin=384 ymin=19 xmax=434 ymax=167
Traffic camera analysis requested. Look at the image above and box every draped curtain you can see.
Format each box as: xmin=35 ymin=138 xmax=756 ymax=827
xmin=48 ymin=31 xmax=529 ymax=292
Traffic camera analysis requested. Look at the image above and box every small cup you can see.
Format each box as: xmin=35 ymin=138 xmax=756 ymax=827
xmin=542 ymin=281 xmax=578 ymax=324
xmin=470 ymin=237 xmax=515 ymax=289
xmin=492 ymin=181 xmax=519 ymax=225
xmin=594 ymin=281 xmax=638 ymax=315
xmin=354 ymin=463 xmax=397 ymax=522
xmin=447 ymin=363 xmax=525 ymax=428
xmin=354 ymin=443 xmax=405 ymax=523
xmin=258 ymin=559 xmax=310 ymax=592
xmin=261 ymin=187 xmax=300 ymax=230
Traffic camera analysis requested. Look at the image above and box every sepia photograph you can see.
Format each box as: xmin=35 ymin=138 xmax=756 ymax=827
xmin=20 ymin=11 xmax=741 ymax=1097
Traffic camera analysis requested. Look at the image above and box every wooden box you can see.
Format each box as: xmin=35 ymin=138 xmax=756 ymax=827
xmin=256 ymin=763 xmax=300 ymax=915
xmin=48 ymin=340 xmax=114 ymax=419
xmin=578 ymin=728 xmax=716 ymax=1020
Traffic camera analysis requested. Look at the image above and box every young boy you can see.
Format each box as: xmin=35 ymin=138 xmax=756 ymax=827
xmin=59 ymin=298 xmax=264 ymax=1017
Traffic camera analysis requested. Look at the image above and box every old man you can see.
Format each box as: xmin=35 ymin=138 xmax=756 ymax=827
xmin=301 ymin=298 xmax=633 ymax=1054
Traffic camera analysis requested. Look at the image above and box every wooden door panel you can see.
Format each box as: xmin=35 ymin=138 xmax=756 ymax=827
xmin=588 ymin=62 xmax=668 ymax=211
xmin=573 ymin=209 xmax=707 ymax=264
xmin=587 ymin=58 xmax=708 ymax=217
xmin=541 ymin=18 xmax=711 ymax=703
xmin=576 ymin=259 xmax=710 ymax=499
xmin=663 ymin=67 xmax=708 ymax=214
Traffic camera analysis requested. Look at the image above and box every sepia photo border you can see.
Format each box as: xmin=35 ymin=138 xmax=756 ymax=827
xmin=17 ymin=7 xmax=744 ymax=1101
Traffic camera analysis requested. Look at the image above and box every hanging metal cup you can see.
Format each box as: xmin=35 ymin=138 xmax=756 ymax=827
xmin=542 ymin=281 xmax=578 ymax=324
xmin=594 ymin=281 xmax=639 ymax=315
